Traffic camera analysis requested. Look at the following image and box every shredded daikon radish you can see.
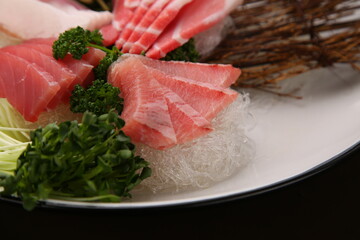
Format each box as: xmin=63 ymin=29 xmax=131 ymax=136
xmin=136 ymin=92 xmax=255 ymax=193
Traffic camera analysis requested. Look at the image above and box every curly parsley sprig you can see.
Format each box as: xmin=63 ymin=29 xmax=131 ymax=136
xmin=52 ymin=26 xmax=121 ymax=80
xmin=0 ymin=111 xmax=151 ymax=211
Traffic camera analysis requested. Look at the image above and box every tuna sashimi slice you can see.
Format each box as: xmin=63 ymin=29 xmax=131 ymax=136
xmin=99 ymin=0 xmax=141 ymax=46
xmin=116 ymin=0 xmax=156 ymax=51
xmin=108 ymin=54 xmax=240 ymax=149
xmin=1 ymin=45 xmax=77 ymax=108
xmin=99 ymin=24 xmax=120 ymax=46
xmin=23 ymin=39 xmax=104 ymax=88
xmin=113 ymin=0 xmax=140 ymax=31
xmin=109 ymin=57 xmax=177 ymax=149
xmin=164 ymin=91 xmax=212 ymax=144
xmin=25 ymin=43 xmax=94 ymax=88
xmin=123 ymin=54 xmax=241 ymax=88
xmin=23 ymin=38 xmax=106 ymax=66
xmin=130 ymin=0 xmax=193 ymax=54
xmin=108 ymin=56 xmax=215 ymax=149
xmin=122 ymin=0 xmax=171 ymax=52
xmin=0 ymin=52 xmax=60 ymax=122
xmin=146 ymin=0 xmax=243 ymax=59
xmin=149 ymin=65 xmax=238 ymax=121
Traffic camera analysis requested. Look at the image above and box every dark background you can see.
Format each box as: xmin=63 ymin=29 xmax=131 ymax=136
xmin=1 ymin=146 xmax=359 ymax=239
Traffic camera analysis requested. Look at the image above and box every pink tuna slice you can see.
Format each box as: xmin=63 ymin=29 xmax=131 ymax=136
xmin=109 ymin=56 xmax=213 ymax=149
xmin=146 ymin=0 xmax=243 ymax=59
xmin=124 ymin=54 xmax=241 ymax=88
xmin=122 ymin=0 xmax=171 ymax=52
xmin=116 ymin=0 xmax=156 ymax=51
xmin=163 ymin=90 xmax=212 ymax=145
xmin=0 ymin=52 xmax=60 ymax=122
xmin=24 ymin=43 xmax=94 ymax=91
xmin=23 ymin=38 xmax=105 ymax=88
xmin=99 ymin=0 xmax=139 ymax=46
xmin=23 ymin=38 xmax=106 ymax=67
xmin=113 ymin=0 xmax=140 ymax=31
xmin=147 ymin=67 xmax=238 ymax=121
xmin=129 ymin=0 xmax=193 ymax=55
xmin=1 ymin=45 xmax=77 ymax=109
xmin=108 ymin=54 xmax=239 ymax=149
xmin=100 ymin=24 xmax=120 ymax=46
xmin=109 ymin=58 xmax=177 ymax=149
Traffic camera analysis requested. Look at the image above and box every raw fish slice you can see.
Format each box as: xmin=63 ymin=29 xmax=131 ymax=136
xmin=130 ymin=0 xmax=193 ymax=54
xmin=0 ymin=0 xmax=112 ymax=41
xmin=116 ymin=0 xmax=156 ymax=51
xmin=99 ymin=0 xmax=139 ymax=46
xmin=22 ymin=43 xmax=93 ymax=87
xmin=146 ymin=0 xmax=243 ymax=59
xmin=113 ymin=0 xmax=140 ymax=31
xmin=124 ymin=0 xmax=142 ymax=8
xmin=23 ymin=38 xmax=106 ymax=66
xmin=100 ymin=24 xmax=120 ymax=46
xmin=109 ymin=57 xmax=177 ymax=149
xmin=1 ymin=45 xmax=77 ymax=108
xmin=149 ymin=65 xmax=238 ymax=120
xmin=163 ymin=91 xmax=212 ymax=144
xmin=22 ymin=41 xmax=103 ymax=88
xmin=123 ymin=0 xmax=171 ymax=52
xmin=123 ymin=54 xmax=240 ymax=88
xmin=108 ymin=54 xmax=240 ymax=149
xmin=0 ymin=52 xmax=60 ymax=122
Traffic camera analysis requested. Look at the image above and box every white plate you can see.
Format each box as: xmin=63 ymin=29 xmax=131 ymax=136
xmin=34 ymin=64 xmax=359 ymax=210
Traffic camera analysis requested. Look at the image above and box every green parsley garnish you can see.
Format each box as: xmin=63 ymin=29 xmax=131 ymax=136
xmin=0 ymin=111 xmax=151 ymax=211
xmin=70 ymin=79 xmax=123 ymax=116
xmin=162 ymin=38 xmax=200 ymax=62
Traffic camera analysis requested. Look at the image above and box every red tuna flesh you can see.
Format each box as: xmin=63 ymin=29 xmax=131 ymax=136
xmin=116 ymin=0 xmax=156 ymax=50
xmin=125 ymin=54 xmax=241 ymax=88
xmin=129 ymin=0 xmax=193 ymax=55
xmin=108 ymin=54 xmax=239 ymax=149
xmin=0 ymin=52 xmax=60 ymax=122
xmin=146 ymin=0 xmax=242 ymax=59
xmin=123 ymin=0 xmax=171 ymax=52
xmin=1 ymin=45 xmax=77 ymax=108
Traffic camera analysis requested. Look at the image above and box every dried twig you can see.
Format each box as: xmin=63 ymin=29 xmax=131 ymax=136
xmin=205 ymin=0 xmax=360 ymax=89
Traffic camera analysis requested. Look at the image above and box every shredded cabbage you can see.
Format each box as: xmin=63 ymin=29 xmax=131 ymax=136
xmin=0 ymin=99 xmax=31 ymax=176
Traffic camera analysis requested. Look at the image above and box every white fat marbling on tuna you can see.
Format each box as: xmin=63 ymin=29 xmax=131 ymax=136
xmin=172 ymin=25 xmax=189 ymax=45
xmin=124 ymin=0 xmax=141 ymax=8
xmin=171 ymin=0 xmax=193 ymax=10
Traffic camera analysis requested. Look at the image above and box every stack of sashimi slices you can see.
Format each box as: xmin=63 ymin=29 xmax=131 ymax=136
xmin=108 ymin=54 xmax=241 ymax=150
xmin=0 ymin=39 xmax=105 ymax=122
xmin=101 ymin=0 xmax=243 ymax=59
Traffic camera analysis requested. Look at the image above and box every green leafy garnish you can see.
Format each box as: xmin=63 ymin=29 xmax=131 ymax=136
xmin=70 ymin=79 xmax=123 ymax=116
xmin=52 ymin=26 xmax=121 ymax=80
xmin=94 ymin=47 xmax=122 ymax=80
xmin=162 ymin=38 xmax=200 ymax=62
xmin=0 ymin=111 xmax=151 ymax=211
xmin=53 ymin=26 xmax=105 ymax=60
